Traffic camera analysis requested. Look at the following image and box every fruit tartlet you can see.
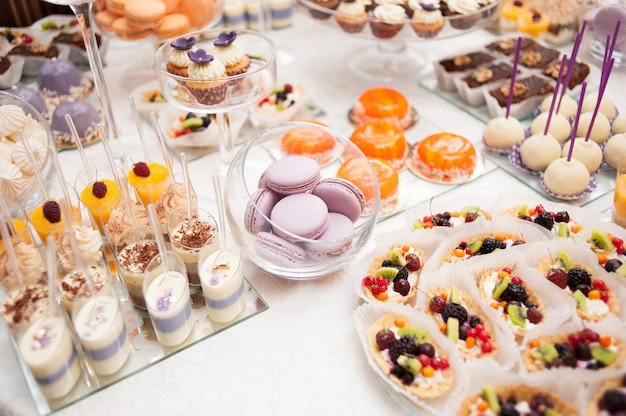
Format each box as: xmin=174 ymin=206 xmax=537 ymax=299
xmin=426 ymin=285 xmax=498 ymax=360
xmin=360 ymin=244 xmax=425 ymax=304
xmin=587 ymin=372 xmax=626 ymax=416
xmin=166 ymin=111 xmax=215 ymax=139
xmin=522 ymin=327 xmax=626 ymax=373
xmin=412 ymin=205 xmax=491 ymax=231
xmin=250 ymin=83 xmax=309 ymax=128
xmin=502 ymin=203 xmax=584 ymax=240
xmin=459 ymin=384 xmax=577 ymax=416
xmin=441 ymin=232 xmax=526 ymax=265
xmin=365 ymin=313 xmax=454 ymax=399
xmin=477 ymin=267 xmax=544 ymax=338
xmin=586 ymin=228 xmax=626 ymax=277
xmin=537 ymin=248 xmax=620 ymax=322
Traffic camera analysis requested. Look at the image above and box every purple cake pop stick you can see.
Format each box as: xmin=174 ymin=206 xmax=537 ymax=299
xmin=558 ymin=21 xmax=586 ymax=112
xmin=505 ymin=37 xmax=523 ymax=119
xmin=569 ymin=82 xmax=587 ymax=161
xmin=544 ymin=54 xmax=568 ymax=136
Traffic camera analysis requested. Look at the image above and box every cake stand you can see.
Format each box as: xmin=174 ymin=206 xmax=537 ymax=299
xmin=155 ymin=29 xmax=277 ymax=175
xmin=297 ymin=0 xmax=503 ymax=82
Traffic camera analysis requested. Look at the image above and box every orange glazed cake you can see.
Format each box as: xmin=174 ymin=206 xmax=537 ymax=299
xmin=350 ymin=121 xmax=407 ymax=171
xmin=280 ymin=124 xmax=337 ymax=165
xmin=350 ymin=87 xmax=413 ymax=130
xmin=412 ymin=132 xmax=477 ymax=182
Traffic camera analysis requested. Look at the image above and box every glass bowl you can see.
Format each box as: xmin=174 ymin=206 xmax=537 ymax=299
xmin=0 ymin=91 xmax=55 ymax=216
xmin=224 ymin=121 xmax=380 ymax=280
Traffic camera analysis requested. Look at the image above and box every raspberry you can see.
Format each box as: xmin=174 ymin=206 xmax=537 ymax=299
xmin=283 ymin=84 xmax=293 ymax=94
xmin=441 ymin=303 xmax=468 ymax=324
xmin=375 ymin=328 xmax=396 ymax=351
xmin=132 ymin=161 xmax=151 ymax=177
xmin=534 ymin=210 xmax=554 ymax=230
xmin=554 ymin=211 xmax=570 ymax=223
xmin=91 ymin=181 xmax=107 ymax=198
xmin=429 ymin=295 xmax=446 ymax=313
xmin=567 ymin=267 xmax=591 ymax=291
xmin=547 ymin=269 xmax=568 ymax=289
xmin=42 ymin=200 xmax=61 ymax=223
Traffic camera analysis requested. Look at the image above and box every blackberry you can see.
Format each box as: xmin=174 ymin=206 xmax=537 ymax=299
xmin=441 ymin=303 xmax=468 ymax=324
xmin=42 ymin=200 xmax=61 ymax=223
xmin=554 ymin=211 xmax=570 ymax=223
xmin=133 ymin=161 xmax=150 ymax=177
xmin=394 ymin=267 xmax=409 ymax=281
xmin=201 ymin=116 xmax=211 ymax=127
xmin=469 ymin=315 xmax=482 ymax=328
xmin=499 ymin=403 xmax=520 ymax=416
xmin=432 ymin=213 xmax=451 ymax=227
xmin=555 ymin=343 xmax=577 ymax=368
xmin=91 ymin=181 xmax=107 ymax=198
xmin=276 ymin=91 xmax=288 ymax=102
xmin=567 ymin=267 xmax=591 ymax=291
xmin=499 ymin=282 xmax=528 ymax=302
xmin=600 ymin=389 xmax=626 ymax=412
xmin=185 ymin=112 xmax=195 ymax=119
xmin=390 ymin=365 xmax=414 ymax=385
xmin=534 ymin=211 xmax=554 ymax=230
xmin=388 ymin=335 xmax=420 ymax=365
xmin=381 ymin=260 xmax=393 ymax=267
xmin=574 ymin=343 xmax=592 ymax=361
xmin=479 ymin=237 xmax=501 ymax=254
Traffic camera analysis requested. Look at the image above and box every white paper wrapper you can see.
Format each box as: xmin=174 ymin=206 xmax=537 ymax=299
xmin=352 ymin=302 xmax=468 ymax=416
xmin=521 ymin=238 xmax=626 ymax=323
xmin=248 ymin=83 xmax=313 ymax=128
xmin=415 ymin=264 xmax=520 ymax=371
xmin=580 ymin=367 xmax=626 ymax=416
xmin=0 ymin=56 xmax=24 ymax=89
xmin=354 ymin=229 xmax=445 ymax=306
xmin=580 ymin=221 xmax=626 ymax=287
xmin=423 ymin=217 xmax=551 ymax=274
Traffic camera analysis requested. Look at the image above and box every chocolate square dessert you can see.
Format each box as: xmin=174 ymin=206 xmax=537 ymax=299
xmin=485 ymin=37 xmax=537 ymax=56
xmin=517 ymin=43 xmax=560 ymax=70
xmin=439 ymin=51 xmax=495 ymax=73
xmin=51 ymin=31 xmax=102 ymax=51
xmin=488 ymin=75 xmax=554 ymax=107
xmin=542 ymin=58 xmax=590 ymax=90
xmin=461 ymin=62 xmax=515 ymax=89
xmin=0 ymin=56 xmax=11 ymax=75
xmin=8 ymin=44 xmax=60 ymax=59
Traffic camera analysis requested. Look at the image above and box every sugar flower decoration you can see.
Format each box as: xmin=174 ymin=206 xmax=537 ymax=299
xmin=171 ymin=36 xmax=196 ymax=50
xmin=188 ymin=49 xmax=215 ymax=64
xmin=214 ymin=31 xmax=237 ymax=47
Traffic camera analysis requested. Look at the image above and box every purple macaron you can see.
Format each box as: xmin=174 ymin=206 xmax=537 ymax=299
xmin=255 ymin=231 xmax=306 ymax=266
xmin=312 ymin=178 xmax=366 ymax=223
xmin=270 ymin=193 xmax=329 ymax=242
xmin=244 ymin=188 xmax=278 ymax=234
xmin=305 ymin=213 xmax=354 ymax=260
xmin=262 ymin=155 xmax=321 ymax=195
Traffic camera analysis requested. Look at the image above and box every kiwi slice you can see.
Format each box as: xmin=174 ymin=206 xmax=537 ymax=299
xmin=181 ymin=117 xmax=204 ymax=130
xmin=572 ymin=289 xmax=588 ymax=312
xmin=516 ymin=204 xmax=530 ymax=218
xmin=557 ymin=223 xmax=570 ymax=238
xmin=397 ymin=354 xmax=422 ymax=376
xmin=446 ymin=317 xmax=460 ymax=342
xmin=555 ymin=249 xmax=574 ymax=271
xmin=615 ymin=262 xmax=626 ymax=277
xmin=373 ymin=266 xmax=399 ymax=282
xmin=507 ymin=304 xmax=527 ymax=328
xmin=397 ymin=325 xmax=427 ymax=343
xmin=591 ymin=345 xmax=616 ymax=366
xmin=449 ymin=285 xmax=461 ymax=304
xmin=492 ymin=275 xmax=511 ymax=300
xmin=590 ymin=229 xmax=616 ymax=251
xmin=460 ymin=205 xmax=480 ymax=218
xmin=412 ymin=220 xmax=424 ymax=230
xmin=389 ymin=248 xmax=408 ymax=267
xmin=482 ymin=385 xmax=501 ymax=414
xmin=467 ymin=240 xmax=483 ymax=255
xmin=530 ymin=343 xmax=559 ymax=364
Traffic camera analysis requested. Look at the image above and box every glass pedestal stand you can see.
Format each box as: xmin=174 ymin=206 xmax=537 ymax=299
xmin=347 ymin=40 xmax=430 ymax=82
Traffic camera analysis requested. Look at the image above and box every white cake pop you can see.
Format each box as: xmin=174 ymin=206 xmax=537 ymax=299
xmin=484 ymin=116 xmax=525 ymax=150
xmin=519 ymin=133 xmax=561 ymax=172
xmin=582 ymin=91 xmax=617 ymax=120
xmin=530 ymin=112 xmax=572 ymax=144
xmin=575 ymin=111 xmax=611 ymax=144
xmin=613 ymin=113 xmax=626 ymax=135
xmin=560 ymin=138 xmax=603 ymax=173
xmin=604 ymin=133 xmax=626 ymax=169
xmin=543 ymin=157 xmax=590 ymax=197
xmin=539 ymin=94 xmax=577 ymax=119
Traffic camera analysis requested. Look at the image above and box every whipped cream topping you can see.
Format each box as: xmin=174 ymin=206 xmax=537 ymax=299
xmin=57 ymin=224 xmax=104 ymax=270
xmin=188 ymin=54 xmax=226 ymax=80
xmin=210 ymin=42 xmax=246 ymax=68
xmin=337 ymin=0 xmax=367 ymax=15
xmin=105 ymin=201 xmax=151 ymax=246
xmin=168 ymin=47 xmax=196 ymax=69
xmin=446 ymin=0 xmax=481 ymax=14
xmin=59 ymin=265 xmax=108 ymax=302
xmin=2 ymin=284 xmax=49 ymax=332
xmin=156 ymin=183 xmax=195 ymax=227
xmin=0 ymin=104 xmax=26 ymax=138
xmin=372 ymin=4 xmax=406 ymax=23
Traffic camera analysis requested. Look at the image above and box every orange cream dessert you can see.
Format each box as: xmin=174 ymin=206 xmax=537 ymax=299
xmin=29 ymin=200 xmax=79 ymax=241
xmin=351 ymin=87 xmax=413 ymax=130
xmin=126 ymin=161 xmax=171 ymax=205
xmin=0 ymin=218 xmax=30 ymax=255
xmin=412 ymin=132 xmax=477 ymax=183
xmin=350 ymin=121 xmax=407 ymax=171
xmin=337 ymin=157 xmax=398 ymax=217
xmin=79 ymin=178 xmax=120 ymax=231
xmin=280 ymin=125 xmax=337 ymax=165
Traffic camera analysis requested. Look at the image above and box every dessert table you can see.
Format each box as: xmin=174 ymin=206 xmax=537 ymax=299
xmin=1 ymin=10 xmax=625 ymax=416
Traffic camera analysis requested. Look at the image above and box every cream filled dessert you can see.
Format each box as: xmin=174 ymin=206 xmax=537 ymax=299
xmin=156 ymin=183 xmax=196 ymax=235
xmin=73 ymin=295 xmax=130 ymax=376
xmin=1 ymin=284 xmax=49 ymax=335
xmin=604 ymin=133 xmax=626 ymax=170
xmin=115 ymin=239 xmax=160 ymax=310
xmin=529 ymin=112 xmax=572 ymax=144
xmin=543 ymin=158 xmax=590 ymax=197
xmin=582 ymin=92 xmax=617 ymax=120
xmin=483 ymin=116 xmax=525 ymax=151
xmin=576 ymin=112 xmax=611 ymax=144
xmin=539 ymin=94 xmax=577 ymax=118
xmin=18 ymin=316 xmax=81 ymax=399
xmin=519 ymin=133 xmax=561 ymax=171
xmin=199 ymin=248 xmax=244 ymax=323
xmin=169 ymin=217 xmax=218 ymax=285
xmin=58 ymin=265 xmax=111 ymax=314
xmin=56 ymin=223 xmax=104 ymax=271
xmin=560 ymin=138 xmax=603 ymax=174
xmin=0 ymin=240 xmax=45 ymax=292
xmin=105 ymin=201 xmax=151 ymax=247
xmin=144 ymin=270 xmax=193 ymax=346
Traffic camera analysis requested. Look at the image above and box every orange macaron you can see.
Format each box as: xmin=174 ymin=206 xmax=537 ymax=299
xmin=124 ymin=0 xmax=167 ymax=31
xmin=180 ymin=0 xmax=214 ymax=28
xmin=94 ymin=10 xmax=118 ymax=32
xmin=112 ymin=17 xmax=152 ymax=40
xmin=154 ymin=13 xmax=192 ymax=39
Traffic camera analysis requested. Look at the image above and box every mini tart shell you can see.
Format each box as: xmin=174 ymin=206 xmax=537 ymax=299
xmin=366 ymin=313 xmax=454 ymax=399
xmin=426 ymin=286 xmax=498 ymax=361
xmin=364 ymin=245 xmax=426 ymax=304
xmin=441 ymin=232 xmax=524 ymax=264
xmin=477 ymin=270 xmax=545 ymax=338
xmin=537 ymin=258 xmax=621 ymax=322
xmin=522 ymin=333 xmax=626 ymax=373
xmin=503 ymin=205 xmax=583 ymax=236
xmin=587 ymin=377 xmax=626 ymax=416
xmin=458 ymin=385 xmax=577 ymax=416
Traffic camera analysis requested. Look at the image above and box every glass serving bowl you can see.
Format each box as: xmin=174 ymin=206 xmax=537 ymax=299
xmin=297 ymin=0 xmax=503 ymax=81
xmin=0 ymin=91 xmax=55 ymax=216
xmin=224 ymin=121 xmax=380 ymax=280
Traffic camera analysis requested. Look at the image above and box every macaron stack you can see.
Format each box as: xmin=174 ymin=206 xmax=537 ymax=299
xmin=244 ymin=155 xmax=366 ymax=266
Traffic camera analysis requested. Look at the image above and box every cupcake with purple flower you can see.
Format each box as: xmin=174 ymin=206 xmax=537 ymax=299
xmin=167 ymin=36 xmax=197 ymax=77
xmin=186 ymin=49 xmax=227 ymax=106
xmin=209 ymin=31 xmax=250 ymax=77
xmin=409 ymin=0 xmax=444 ymax=38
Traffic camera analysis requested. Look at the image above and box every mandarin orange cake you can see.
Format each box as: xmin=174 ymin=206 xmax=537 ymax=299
xmin=412 ymin=132 xmax=477 ymax=182
xmin=350 ymin=87 xmax=413 ymax=130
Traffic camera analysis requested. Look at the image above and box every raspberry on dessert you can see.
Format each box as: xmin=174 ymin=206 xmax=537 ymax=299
xmin=133 ymin=161 xmax=151 ymax=177
xmin=42 ymin=200 xmax=62 ymax=223
xmin=92 ymin=181 xmax=108 ymax=199
xmin=375 ymin=328 xmax=396 ymax=351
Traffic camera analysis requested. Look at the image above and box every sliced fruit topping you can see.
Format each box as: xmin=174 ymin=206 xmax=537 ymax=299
xmin=446 ymin=317 xmax=459 ymax=342
xmin=482 ymin=385 xmax=501 ymax=414
xmin=573 ymin=289 xmax=587 ymax=312
xmin=397 ymin=354 xmax=422 ymax=376
xmin=397 ymin=325 xmax=427 ymax=344
xmin=555 ymin=249 xmax=574 ymax=271
xmin=591 ymin=345 xmax=616 ymax=366
xmin=389 ymin=247 xmax=408 ymax=267
xmin=557 ymin=223 xmax=570 ymax=238
xmin=373 ymin=266 xmax=399 ymax=282
xmin=492 ymin=274 xmax=510 ymax=300
xmin=449 ymin=285 xmax=460 ymax=304
xmin=507 ymin=304 xmax=526 ymax=328
xmin=591 ymin=229 xmax=616 ymax=251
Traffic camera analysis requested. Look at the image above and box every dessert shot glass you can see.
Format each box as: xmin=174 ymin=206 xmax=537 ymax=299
xmin=28 ymin=180 xmax=82 ymax=243
xmin=613 ymin=156 xmax=626 ymax=228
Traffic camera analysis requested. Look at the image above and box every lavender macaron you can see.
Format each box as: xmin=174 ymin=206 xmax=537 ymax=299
xmin=255 ymin=232 xmax=306 ymax=266
xmin=305 ymin=213 xmax=354 ymax=260
xmin=312 ymin=178 xmax=365 ymax=223
xmin=270 ymin=193 xmax=329 ymax=241
xmin=262 ymin=155 xmax=321 ymax=195
xmin=244 ymin=188 xmax=278 ymax=234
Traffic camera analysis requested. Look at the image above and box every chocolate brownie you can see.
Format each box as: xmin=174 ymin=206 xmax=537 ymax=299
xmin=543 ymin=59 xmax=590 ymax=90
xmin=439 ymin=51 xmax=495 ymax=73
xmin=0 ymin=56 xmax=10 ymax=75
xmin=488 ymin=75 xmax=554 ymax=107
xmin=517 ymin=43 xmax=560 ymax=70
xmin=8 ymin=44 xmax=59 ymax=59
xmin=485 ymin=37 xmax=537 ymax=56
xmin=461 ymin=62 xmax=514 ymax=89
xmin=51 ymin=31 xmax=102 ymax=51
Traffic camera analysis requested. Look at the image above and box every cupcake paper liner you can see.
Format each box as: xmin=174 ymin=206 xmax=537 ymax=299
xmin=0 ymin=56 xmax=24 ymax=89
